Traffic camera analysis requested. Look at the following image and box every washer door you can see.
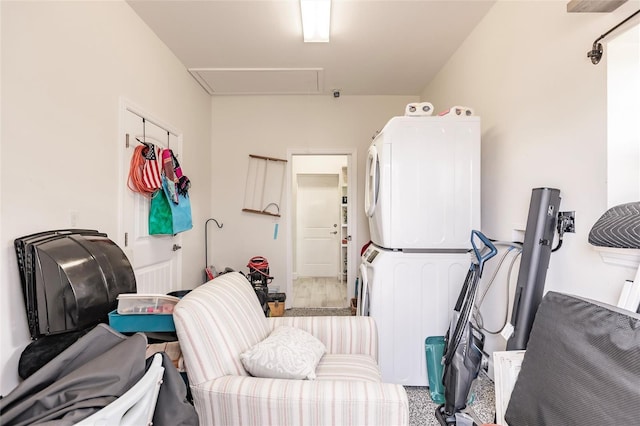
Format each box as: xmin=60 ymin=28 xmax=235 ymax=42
xmin=364 ymin=144 xmax=380 ymax=218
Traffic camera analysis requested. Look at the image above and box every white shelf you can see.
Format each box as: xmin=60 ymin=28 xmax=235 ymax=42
xmin=593 ymin=246 xmax=640 ymax=269
xmin=340 ymin=165 xmax=349 ymax=286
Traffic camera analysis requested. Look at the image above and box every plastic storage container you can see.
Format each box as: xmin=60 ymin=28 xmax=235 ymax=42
xmin=425 ymin=336 xmax=446 ymax=404
xmin=117 ymin=294 xmax=180 ymax=314
xmin=108 ymin=310 xmax=176 ymax=332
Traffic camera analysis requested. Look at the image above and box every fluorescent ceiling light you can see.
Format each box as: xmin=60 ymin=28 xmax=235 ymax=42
xmin=300 ymin=0 xmax=331 ymax=43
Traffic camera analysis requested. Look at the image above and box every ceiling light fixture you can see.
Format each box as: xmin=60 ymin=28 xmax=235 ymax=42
xmin=300 ymin=0 xmax=331 ymax=43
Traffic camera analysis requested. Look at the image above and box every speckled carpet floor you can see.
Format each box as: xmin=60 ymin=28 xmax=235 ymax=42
xmin=404 ymin=374 xmax=495 ymax=426
xmin=285 ymin=308 xmax=352 ymax=317
xmin=284 ymin=308 xmax=496 ymax=426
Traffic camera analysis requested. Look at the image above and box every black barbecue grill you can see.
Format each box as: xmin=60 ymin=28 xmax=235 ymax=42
xmin=15 ymin=229 xmax=136 ymax=340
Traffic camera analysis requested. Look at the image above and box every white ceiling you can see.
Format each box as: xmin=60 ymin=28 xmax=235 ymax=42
xmin=127 ymin=0 xmax=496 ymax=96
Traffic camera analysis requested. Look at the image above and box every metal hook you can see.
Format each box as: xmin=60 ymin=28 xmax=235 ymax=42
xmin=206 ymin=218 xmax=223 ymax=229
xmin=205 ymin=218 xmax=223 ymax=268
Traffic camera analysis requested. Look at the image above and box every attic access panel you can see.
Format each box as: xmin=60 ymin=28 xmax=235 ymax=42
xmin=189 ymin=68 xmax=323 ymax=95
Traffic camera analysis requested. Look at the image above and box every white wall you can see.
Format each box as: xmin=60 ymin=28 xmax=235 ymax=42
xmin=421 ymin=0 xmax=640 ymax=357
xmin=0 ymin=1 xmax=211 ymax=394
xmin=209 ymin=95 xmax=416 ymax=292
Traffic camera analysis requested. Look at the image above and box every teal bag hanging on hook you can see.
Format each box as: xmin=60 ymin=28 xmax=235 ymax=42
xmin=148 ymin=176 xmax=193 ymax=235
xmin=164 ymin=175 xmax=193 ymax=234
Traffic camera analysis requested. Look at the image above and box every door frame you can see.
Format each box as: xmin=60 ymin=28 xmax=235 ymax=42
xmin=285 ymin=148 xmax=358 ymax=308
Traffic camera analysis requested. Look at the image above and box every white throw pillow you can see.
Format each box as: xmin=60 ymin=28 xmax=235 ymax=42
xmin=240 ymin=326 xmax=326 ymax=380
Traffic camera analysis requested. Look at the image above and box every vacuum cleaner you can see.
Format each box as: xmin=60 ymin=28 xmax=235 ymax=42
xmin=435 ymin=230 xmax=497 ymax=426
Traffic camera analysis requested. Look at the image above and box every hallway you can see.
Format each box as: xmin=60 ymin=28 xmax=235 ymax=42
xmin=291 ymin=276 xmax=348 ymax=308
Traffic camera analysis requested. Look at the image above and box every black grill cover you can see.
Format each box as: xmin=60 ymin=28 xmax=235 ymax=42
xmin=505 ymin=291 xmax=640 ymax=425
xmin=15 ymin=230 xmax=136 ymax=339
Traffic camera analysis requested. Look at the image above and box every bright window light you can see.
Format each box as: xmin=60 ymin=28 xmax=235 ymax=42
xmin=300 ymin=0 xmax=331 ymax=43
xmin=607 ymin=24 xmax=640 ymax=206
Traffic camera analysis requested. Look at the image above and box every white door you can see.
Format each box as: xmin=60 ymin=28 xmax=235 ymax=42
xmin=297 ymin=174 xmax=340 ymax=277
xmin=122 ymin=108 xmax=182 ymax=294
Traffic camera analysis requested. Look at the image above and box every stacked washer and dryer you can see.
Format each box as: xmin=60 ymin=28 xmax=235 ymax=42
xmin=359 ymin=105 xmax=480 ymax=386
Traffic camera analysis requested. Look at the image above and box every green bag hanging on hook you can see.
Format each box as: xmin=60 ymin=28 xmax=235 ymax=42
xmin=149 ymin=175 xmax=193 ymax=235
xmin=149 ymin=187 xmax=173 ymax=235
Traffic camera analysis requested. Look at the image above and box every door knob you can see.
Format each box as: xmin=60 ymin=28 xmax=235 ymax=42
xmin=172 ymin=244 xmax=182 ymax=251
xmin=330 ymin=231 xmax=338 ymax=234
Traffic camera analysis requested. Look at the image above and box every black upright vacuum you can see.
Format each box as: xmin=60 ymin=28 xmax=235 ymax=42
xmin=435 ymin=230 xmax=497 ymax=426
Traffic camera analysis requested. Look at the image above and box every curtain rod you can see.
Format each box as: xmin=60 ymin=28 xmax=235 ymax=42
xmin=588 ymin=9 xmax=640 ymax=64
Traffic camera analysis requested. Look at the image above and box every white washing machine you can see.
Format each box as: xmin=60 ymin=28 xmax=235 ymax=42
xmin=365 ymin=115 xmax=481 ymax=250
xmin=359 ymin=244 xmax=471 ymax=386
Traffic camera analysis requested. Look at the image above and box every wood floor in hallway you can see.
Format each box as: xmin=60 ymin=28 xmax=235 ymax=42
xmin=292 ymin=276 xmax=348 ymax=308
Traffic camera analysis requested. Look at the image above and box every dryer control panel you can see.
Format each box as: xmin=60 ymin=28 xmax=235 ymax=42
xmin=363 ymin=247 xmax=379 ymax=264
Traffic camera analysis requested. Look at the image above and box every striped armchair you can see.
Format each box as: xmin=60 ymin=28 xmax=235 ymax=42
xmin=173 ymin=272 xmax=409 ymax=426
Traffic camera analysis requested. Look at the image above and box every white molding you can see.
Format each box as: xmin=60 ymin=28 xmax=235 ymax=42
xmin=593 ymin=246 xmax=640 ymax=269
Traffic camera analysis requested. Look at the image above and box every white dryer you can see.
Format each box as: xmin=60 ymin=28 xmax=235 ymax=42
xmin=359 ymin=244 xmax=470 ymax=386
xmin=365 ymin=115 xmax=481 ymax=250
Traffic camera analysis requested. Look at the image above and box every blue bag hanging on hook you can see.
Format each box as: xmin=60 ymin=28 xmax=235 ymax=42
xmin=149 ymin=176 xmax=193 ymax=235
xmin=163 ymin=175 xmax=193 ymax=234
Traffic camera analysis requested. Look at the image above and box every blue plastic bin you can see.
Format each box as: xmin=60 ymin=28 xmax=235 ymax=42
xmin=108 ymin=310 xmax=176 ymax=333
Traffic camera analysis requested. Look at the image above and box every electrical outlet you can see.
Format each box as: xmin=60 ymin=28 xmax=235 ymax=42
xmin=69 ymin=210 xmax=79 ymax=227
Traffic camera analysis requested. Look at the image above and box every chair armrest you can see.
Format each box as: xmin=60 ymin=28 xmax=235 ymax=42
xmin=268 ymin=316 xmax=378 ymax=359
xmin=191 ymin=375 xmax=408 ymax=426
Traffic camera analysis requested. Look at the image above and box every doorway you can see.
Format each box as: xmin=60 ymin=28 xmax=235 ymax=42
xmin=287 ymin=152 xmax=357 ymax=308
